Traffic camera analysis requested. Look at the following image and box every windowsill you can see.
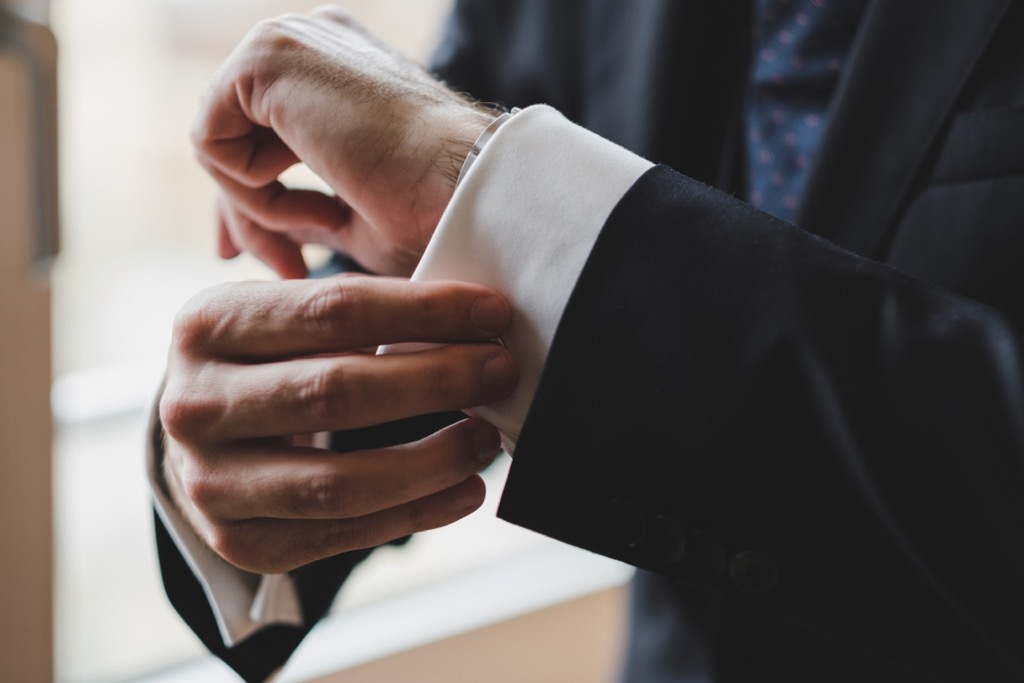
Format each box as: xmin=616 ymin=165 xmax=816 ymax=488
xmin=286 ymin=541 xmax=632 ymax=682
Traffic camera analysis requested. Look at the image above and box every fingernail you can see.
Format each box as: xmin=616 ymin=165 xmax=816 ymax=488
xmin=471 ymin=296 xmax=509 ymax=336
xmin=482 ymin=349 xmax=517 ymax=397
xmin=473 ymin=421 xmax=501 ymax=463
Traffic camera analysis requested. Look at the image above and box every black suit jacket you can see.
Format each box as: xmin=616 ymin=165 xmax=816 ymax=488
xmin=158 ymin=1 xmax=1024 ymax=680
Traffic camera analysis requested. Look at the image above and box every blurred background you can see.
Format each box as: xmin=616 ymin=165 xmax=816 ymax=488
xmin=1 ymin=1 xmax=632 ymax=681
xmin=50 ymin=1 xmax=451 ymax=679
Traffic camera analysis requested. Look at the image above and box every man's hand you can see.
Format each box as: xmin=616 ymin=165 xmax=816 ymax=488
xmin=159 ymin=276 xmax=518 ymax=574
xmin=192 ymin=6 xmax=493 ymax=278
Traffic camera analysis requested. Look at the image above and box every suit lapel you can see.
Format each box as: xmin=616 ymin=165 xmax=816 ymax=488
xmin=797 ymin=0 xmax=1014 ymax=258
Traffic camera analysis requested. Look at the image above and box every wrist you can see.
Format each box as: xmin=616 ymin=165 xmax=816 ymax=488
xmin=394 ymin=103 xmax=493 ymax=262
xmin=432 ymin=104 xmax=496 ymax=189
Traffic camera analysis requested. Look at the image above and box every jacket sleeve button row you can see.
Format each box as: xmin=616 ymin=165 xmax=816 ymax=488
xmin=604 ymin=498 xmax=772 ymax=589
xmin=604 ymin=498 xmax=689 ymax=569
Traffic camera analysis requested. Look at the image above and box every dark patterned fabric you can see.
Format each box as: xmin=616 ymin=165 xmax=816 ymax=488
xmin=746 ymin=0 xmax=865 ymax=221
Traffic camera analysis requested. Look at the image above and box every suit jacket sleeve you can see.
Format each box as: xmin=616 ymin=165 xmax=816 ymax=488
xmin=394 ymin=101 xmax=1024 ymax=679
xmin=496 ymin=163 xmax=1024 ymax=680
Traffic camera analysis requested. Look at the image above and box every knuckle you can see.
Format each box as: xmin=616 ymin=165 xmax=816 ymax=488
xmin=208 ymin=522 xmax=296 ymax=574
xmin=171 ymin=284 xmax=230 ymax=356
xmin=248 ymin=14 xmax=307 ymax=58
xmin=158 ymin=388 xmax=188 ymax=438
xmin=326 ymin=518 xmax=370 ymax=554
xmin=171 ymin=305 xmax=206 ymax=358
xmin=298 ymin=364 xmax=354 ymax=423
xmin=206 ymin=523 xmax=252 ymax=570
xmin=159 ymin=384 xmax=210 ymax=442
xmin=311 ymin=5 xmax=352 ymax=21
xmin=303 ymin=281 xmax=362 ymax=345
xmin=217 ymin=527 xmax=304 ymax=574
xmin=296 ymin=470 xmax=353 ymax=518
xmin=251 ymin=14 xmax=298 ymax=40
xmin=177 ymin=462 xmax=218 ymax=512
xmin=424 ymin=355 xmax=457 ymax=401
xmin=189 ymin=117 xmax=211 ymax=151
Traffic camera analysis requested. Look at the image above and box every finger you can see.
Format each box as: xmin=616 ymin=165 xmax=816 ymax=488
xmin=209 ymin=475 xmax=486 ymax=574
xmin=209 ymin=166 xmax=350 ymax=235
xmin=313 ymin=206 xmax=424 ymax=277
xmin=220 ymin=197 xmax=308 ymax=279
xmin=308 ymin=4 xmax=357 ymax=25
xmin=198 ymin=418 xmax=500 ymax=521
xmin=197 ymin=343 xmax=517 ymax=438
xmin=200 ymin=127 xmax=301 ymax=189
xmin=176 ymin=276 xmax=513 ymax=359
xmin=217 ymin=213 xmax=241 ymax=259
xmin=306 ymin=6 xmax=405 ymax=58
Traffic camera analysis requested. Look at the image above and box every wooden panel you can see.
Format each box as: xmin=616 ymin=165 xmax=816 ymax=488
xmin=0 ymin=17 xmax=54 ymax=683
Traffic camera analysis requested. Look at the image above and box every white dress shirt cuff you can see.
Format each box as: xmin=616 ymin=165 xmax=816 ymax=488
xmin=147 ymin=396 xmax=304 ymax=648
xmin=407 ymin=104 xmax=653 ymax=451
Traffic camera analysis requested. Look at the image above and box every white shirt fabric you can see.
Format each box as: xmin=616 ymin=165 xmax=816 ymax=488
xmin=147 ymin=104 xmax=653 ymax=647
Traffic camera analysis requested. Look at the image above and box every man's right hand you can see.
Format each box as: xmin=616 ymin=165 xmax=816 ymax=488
xmin=192 ymin=6 xmax=493 ymax=279
xmin=159 ymin=275 xmax=518 ymax=574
